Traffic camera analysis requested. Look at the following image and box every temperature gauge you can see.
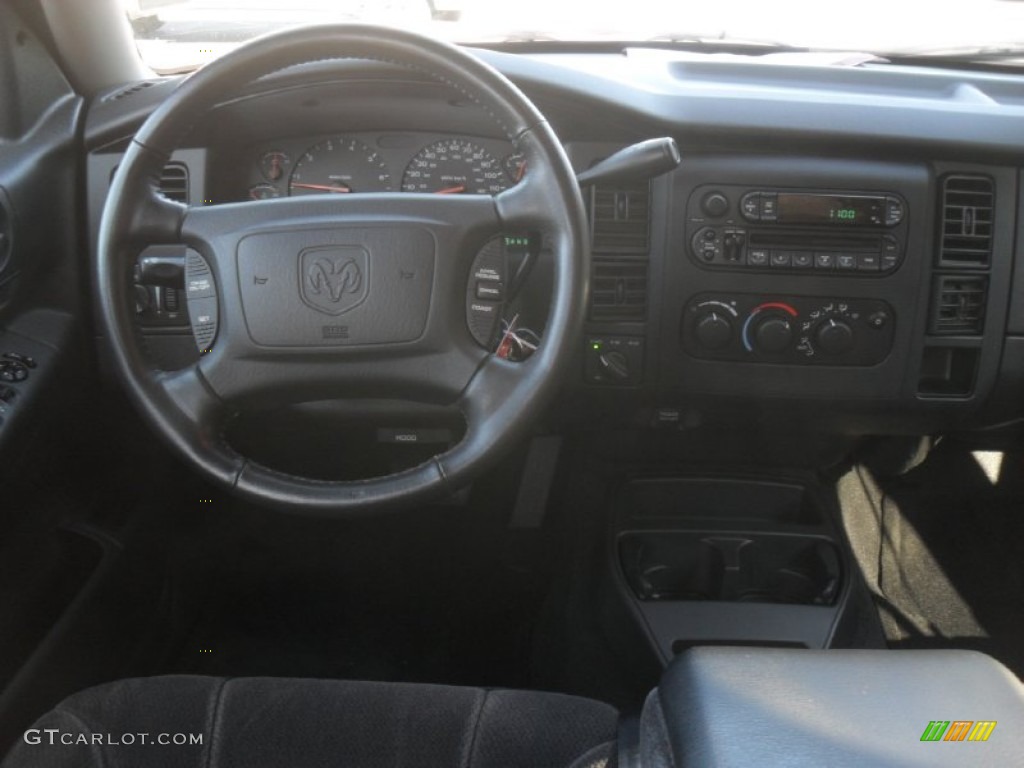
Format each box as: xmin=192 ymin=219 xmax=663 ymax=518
xmin=260 ymin=151 xmax=290 ymax=182
xmin=249 ymin=183 xmax=280 ymax=201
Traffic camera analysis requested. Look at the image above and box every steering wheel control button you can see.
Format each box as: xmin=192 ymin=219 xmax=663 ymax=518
xmin=185 ymin=249 xmax=215 ymax=299
xmin=238 ymin=229 xmax=434 ymax=347
xmin=585 ymin=336 xmax=644 ymax=386
xmin=475 ymin=281 xmax=504 ymax=301
xmin=184 ymin=250 xmax=219 ymax=353
xmin=466 ymin=238 xmax=508 ymax=348
xmin=815 ymin=252 xmax=837 ymax=269
xmin=2 ymin=352 xmax=36 ymax=369
xmin=683 ymin=293 xmax=895 ymax=366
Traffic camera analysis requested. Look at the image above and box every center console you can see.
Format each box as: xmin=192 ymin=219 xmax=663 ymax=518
xmin=610 ymin=475 xmax=854 ymax=664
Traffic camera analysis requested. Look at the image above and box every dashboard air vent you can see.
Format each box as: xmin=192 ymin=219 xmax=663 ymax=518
xmin=158 ymin=163 xmax=190 ymax=204
xmin=938 ymin=175 xmax=993 ymax=268
xmin=591 ymin=183 xmax=650 ymax=253
xmin=590 ymin=260 xmax=648 ymax=322
xmin=930 ymin=275 xmax=987 ymax=335
xmin=103 ymin=80 xmax=159 ymax=102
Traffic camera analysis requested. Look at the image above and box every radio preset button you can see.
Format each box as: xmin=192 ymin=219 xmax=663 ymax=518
xmin=857 ymin=254 xmax=880 ymax=271
xmin=747 ymin=249 xmax=769 ymax=267
xmin=814 ymin=253 xmax=837 ymax=269
xmin=837 ymin=255 xmax=858 ymax=270
xmin=792 ymin=252 xmax=814 ymax=269
xmin=770 ymin=251 xmax=792 ymax=268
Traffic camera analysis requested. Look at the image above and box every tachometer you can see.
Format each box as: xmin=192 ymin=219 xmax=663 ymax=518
xmin=289 ymin=137 xmax=392 ymax=195
xmin=401 ymin=138 xmax=506 ymax=195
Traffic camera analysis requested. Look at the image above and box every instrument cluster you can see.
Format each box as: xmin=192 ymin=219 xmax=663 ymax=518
xmin=241 ymin=132 xmax=525 ymax=201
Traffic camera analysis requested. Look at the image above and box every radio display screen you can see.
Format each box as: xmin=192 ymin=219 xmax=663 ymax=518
xmin=776 ymin=193 xmax=883 ymax=226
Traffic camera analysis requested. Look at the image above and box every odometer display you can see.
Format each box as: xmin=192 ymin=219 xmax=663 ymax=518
xmin=401 ymin=139 xmax=507 ymax=195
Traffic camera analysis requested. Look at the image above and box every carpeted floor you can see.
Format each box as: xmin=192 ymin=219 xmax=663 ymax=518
xmin=838 ymin=441 xmax=1024 ymax=678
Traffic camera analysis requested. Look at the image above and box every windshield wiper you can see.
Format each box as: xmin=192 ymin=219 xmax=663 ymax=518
xmin=882 ymin=42 xmax=1024 ymax=66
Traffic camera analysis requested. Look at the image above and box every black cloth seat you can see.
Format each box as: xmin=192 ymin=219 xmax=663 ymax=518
xmin=1 ymin=676 xmax=619 ymax=768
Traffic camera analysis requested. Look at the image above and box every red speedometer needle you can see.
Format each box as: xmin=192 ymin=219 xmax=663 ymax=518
xmin=434 ymin=185 xmax=466 ymax=195
xmin=289 ymin=182 xmax=352 ymax=193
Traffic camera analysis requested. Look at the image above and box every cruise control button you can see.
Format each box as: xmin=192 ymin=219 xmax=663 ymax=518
xmin=837 ymin=254 xmax=858 ymax=270
xmin=3 ymin=352 xmax=36 ymax=369
xmin=792 ymin=252 xmax=814 ymax=269
xmin=475 ymin=281 xmax=504 ymax=301
xmin=747 ymin=249 xmax=769 ymax=267
xmin=770 ymin=251 xmax=792 ymax=268
xmin=858 ymin=253 xmax=880 ymax=271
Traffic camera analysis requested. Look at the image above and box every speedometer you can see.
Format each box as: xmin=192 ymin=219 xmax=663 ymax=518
xmin=401 ymin=139 xmax=507 ymax=195
xmin=289 ymin=137 xmax=392 ymax=195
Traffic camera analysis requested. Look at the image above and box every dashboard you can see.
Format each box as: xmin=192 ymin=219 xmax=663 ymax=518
xmin=83 ymin=49 xmax=1024 ymax=437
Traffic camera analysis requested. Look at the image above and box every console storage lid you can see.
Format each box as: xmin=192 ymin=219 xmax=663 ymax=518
xmin=646 ymin=647 xmax=1024 ymax=767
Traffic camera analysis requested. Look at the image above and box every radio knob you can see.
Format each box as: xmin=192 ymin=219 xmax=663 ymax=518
xmin=753 ymin=315 xmax=794 ymax=354
xmin=701 ymin=192 xmax=729 ymax=218
xmin=695 ymin=311 xmax=733 ymax=349
xmin=815 ymin=318 xmax=855 ymax=355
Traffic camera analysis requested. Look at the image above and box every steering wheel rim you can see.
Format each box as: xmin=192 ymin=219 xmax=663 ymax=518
xmin=97 ymin=24 xmax=588 ymax=516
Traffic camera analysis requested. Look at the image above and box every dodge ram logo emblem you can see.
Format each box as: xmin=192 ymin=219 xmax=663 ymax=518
xmin=299 ymin=246 xmax=369 ymax=315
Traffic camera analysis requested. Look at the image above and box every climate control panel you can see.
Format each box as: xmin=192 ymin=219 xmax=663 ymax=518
xmin=682 ymin=293 xmax=895 ymax=366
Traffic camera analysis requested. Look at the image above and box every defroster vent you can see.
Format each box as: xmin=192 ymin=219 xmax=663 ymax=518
xmin=938 ymin=175 xmax=993 ymax=268
xmin=930 ymin=275 xmax=987 ymax=335
xmin=590 ymin=260 xmax=648 ymax=322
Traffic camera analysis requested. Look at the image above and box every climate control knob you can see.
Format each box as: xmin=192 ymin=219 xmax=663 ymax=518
xmin=694 ymin=311 xmax=734 ymax=350
xmin=753 ymin=315 xmax=794 ymax=353
xmin=815 ymin=318 xmax=855 ymax=355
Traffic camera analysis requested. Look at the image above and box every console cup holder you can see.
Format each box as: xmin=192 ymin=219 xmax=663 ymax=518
xmin=620 ymin=532 xmax=840 ymax=606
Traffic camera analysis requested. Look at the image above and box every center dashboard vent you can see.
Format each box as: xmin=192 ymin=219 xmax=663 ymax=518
xmin=590 ymin=183 xmax=650 ymax=253
xmin=930 ymin=275 xmax=987 ymax=335
xmin=590 ymin=260 xmax=648 ymax=322
xmin=938 ymin=174 xmax=994 ymax=268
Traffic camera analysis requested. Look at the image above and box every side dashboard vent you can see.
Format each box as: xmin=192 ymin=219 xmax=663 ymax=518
xmin=158 ymin=163 xmax=190 ymax=204
xmin=591 ymin=183 xmax=650 ymax=253
xmin=938 ymin=175 xmax=994 ymax=268
xmin=930 ymin=275 xmax=987 ymax=335
xmin=590 ymin=260 xmax=648 ymax=322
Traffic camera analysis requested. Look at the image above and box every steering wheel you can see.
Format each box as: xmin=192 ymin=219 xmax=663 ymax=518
xmin=97 ymin=25 xmax=587 ymax=516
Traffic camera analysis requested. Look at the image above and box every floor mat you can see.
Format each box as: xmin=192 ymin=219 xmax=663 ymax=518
xmin=838 ymin=442 xmax=1024 ymax=677
xmin=157 ymin=498 xmax=549 ymax=691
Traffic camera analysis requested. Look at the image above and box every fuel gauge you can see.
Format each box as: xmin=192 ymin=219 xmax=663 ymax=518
xmin=260 ymin=151 xmax=290 ymax=182
xmin=249 ymin=183 xmax=280 ymax=201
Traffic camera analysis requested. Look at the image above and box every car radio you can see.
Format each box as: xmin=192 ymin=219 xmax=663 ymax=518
xmin=686 ymin=185 xmax=908 ymax=275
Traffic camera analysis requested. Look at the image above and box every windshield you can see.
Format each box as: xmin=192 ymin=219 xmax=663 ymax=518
xmin=127 ymin=0 xmax=1024 ymax=72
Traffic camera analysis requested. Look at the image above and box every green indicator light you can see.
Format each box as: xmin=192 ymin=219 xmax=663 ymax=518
xmin=592 ymin=343 xmax=601 ymax=350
